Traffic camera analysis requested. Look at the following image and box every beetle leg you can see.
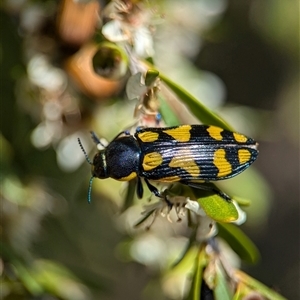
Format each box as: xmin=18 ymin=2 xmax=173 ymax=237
xmin=136 ymin=177 xmax=144 ymax=199
xmin=144 ymin=178 xmax=162 ymax=198
xmin=182 ymin=181 xmax=232 ymax=202
xmin=90 ymin=131 xmax=103 ymax=146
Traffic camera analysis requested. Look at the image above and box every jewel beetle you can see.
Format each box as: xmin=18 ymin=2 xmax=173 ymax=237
xmin=78 ymin=125 xmax=259 ymax=203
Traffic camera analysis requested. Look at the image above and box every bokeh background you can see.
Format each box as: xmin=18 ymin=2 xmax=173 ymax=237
xmin=1 ymin=0 xmax=299 ymax=299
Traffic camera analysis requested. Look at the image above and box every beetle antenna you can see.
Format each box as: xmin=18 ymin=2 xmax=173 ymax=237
xmin=88 ymin=176 xmax=94 ymax=204
xmin=78 ymin=138 xmax=94 ymax=203
xmin=78 ymin=138 xmax=93 ymax=165
xmin=90 ymin=131 xmax=106 ymax=147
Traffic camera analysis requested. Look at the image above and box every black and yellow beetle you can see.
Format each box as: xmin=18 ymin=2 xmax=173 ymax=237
xmin=78 ymin=125 xmax=259 ymax=203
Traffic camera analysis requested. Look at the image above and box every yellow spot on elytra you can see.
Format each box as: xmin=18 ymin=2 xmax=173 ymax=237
xmin=119 ymin=172 xmax=137 ymax=181
xmin=163 ymin=125 xmax=191 ymax=142
xmin=207 ymin=126 xmax=224 ymax=141
xmin=213 ymin=149 xmax=232 ymax=177
xmin=238 ymin=149 xmax=251 ymax=164
xmin=233 ymin=132 xmax=248 ymax=143
xmin=138 ymin=131 xmax=159 ymax=142
xmin=142 ymin=152 xmax=163 ymax=171
xmin=159 ymin=176 xmax=181 ymax=182
xmin=169 ymin=149 xmax=200 ymax=177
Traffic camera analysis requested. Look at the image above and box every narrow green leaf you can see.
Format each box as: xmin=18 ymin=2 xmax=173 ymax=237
xmin=185 ymin=246 xmax=208 ymax=300
xmin=198 ymin=193 xmax=239 ymax=223
xmin=159 ymin=96 xmax=181 ymax=126
xmin=214 ymin=263 xmax=232 ymax=300
xmin=232 ymin=287 xmax=244 ymax=300
xmin=171 ymin=227 xmax=197 ymax=268
xmin=158 ymin=72 xmax=233 ymax=130
xmin=145 ymin=69 xmax=159 ymax=86
xmin=232 ymin=196 xmax=251 ymax=206
xmin=234 ymin=270 xmax=287 ymax=300
xmin=0 ymin=242 xmax=44 ymax=295
xmin=217 ymin=223 xmax=260 ymax=264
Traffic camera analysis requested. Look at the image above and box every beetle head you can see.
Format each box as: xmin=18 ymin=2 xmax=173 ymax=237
xmin=92 ymin=152 xmax=107 ymax=179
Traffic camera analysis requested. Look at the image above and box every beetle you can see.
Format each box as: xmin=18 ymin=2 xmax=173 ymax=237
xmin=78 ymin=125 xmax=259 ymax=203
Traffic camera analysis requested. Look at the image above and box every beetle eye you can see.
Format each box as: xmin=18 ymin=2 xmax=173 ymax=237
xmin=92 ymin=153 xmax=107 ymax=178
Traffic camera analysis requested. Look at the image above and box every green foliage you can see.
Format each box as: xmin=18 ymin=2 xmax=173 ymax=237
xmin=159 ymin=71 xmax=233 ymax=131
xmin=1 ymin=1 xmax=295 ymax=299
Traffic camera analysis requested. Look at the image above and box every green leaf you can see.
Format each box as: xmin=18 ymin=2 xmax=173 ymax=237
xmin=234 ymin=270 xmax=287 ymax=300
xmin=217 ymin=223 xmax=260 ymax=264
xmin=198 ymin=193 xmax=239 ymax=223
xmin=0 ymin=242 xmax=44 ymax=296
xmin=32 ymin=260 xmax=90 ymax=299
xmin=214 ymin=262 xmax=232 ymax=300
xmin=171 ymin=227 xmax=198 ymax=268
xmin=159 ymin=96 xmax=181 ymax=126
xmin=145 ymin=69 xmax=159 ymax=86
xmin=232 ymin=196 xmax=251 ymax=206
xmin=158 ymin=71 xmax=233 ymax=130
xmin=185 ymin=246 xmax=208 ymax=300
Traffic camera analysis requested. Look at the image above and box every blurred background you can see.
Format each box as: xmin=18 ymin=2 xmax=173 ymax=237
xmin=1 ymin=0 xmax=299 ymax=299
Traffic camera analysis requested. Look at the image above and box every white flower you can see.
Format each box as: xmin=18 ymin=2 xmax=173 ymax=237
xmin=101 ymin=0 xmax=155 ymax=58
xmin=231 ymin=200 xmax=247 ymax=225
xmin=136 ymin=194 xmax=218 ymax=241
xmin=185 ymin=198 xmax=206 ymax=216
xmin=126 ymin=72 xmax=162 ymax=127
